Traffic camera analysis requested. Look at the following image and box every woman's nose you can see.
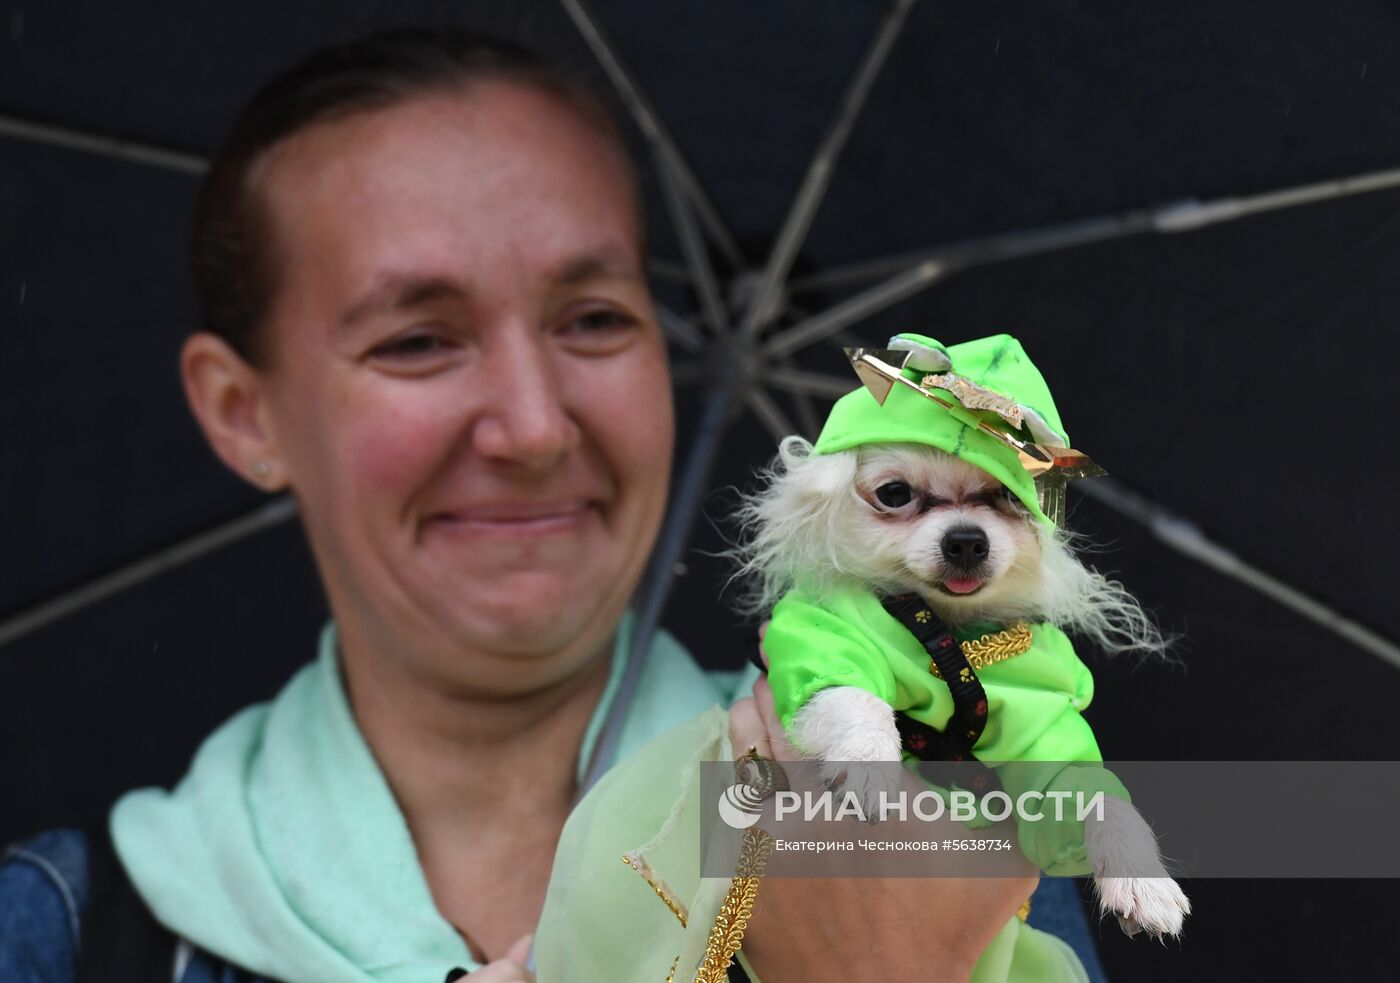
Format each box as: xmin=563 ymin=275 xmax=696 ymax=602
xmin=469 ymin=334 xmax=580 ymax=468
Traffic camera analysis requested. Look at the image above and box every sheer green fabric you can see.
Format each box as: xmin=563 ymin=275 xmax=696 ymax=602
xmin=535 ymin=706 xmax=1090 ymax=981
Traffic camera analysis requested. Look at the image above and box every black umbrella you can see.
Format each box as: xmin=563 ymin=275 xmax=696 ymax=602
xmin=4 ymin=3 xmax=1399 ymax=977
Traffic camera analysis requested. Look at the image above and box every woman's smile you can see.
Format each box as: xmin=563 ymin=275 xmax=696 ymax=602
xmin=424 ymin=499 xmax=602 ymax=540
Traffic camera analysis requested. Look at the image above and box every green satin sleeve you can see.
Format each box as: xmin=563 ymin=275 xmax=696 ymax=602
xmin=765 ymin=591 xmax=905 ymax=729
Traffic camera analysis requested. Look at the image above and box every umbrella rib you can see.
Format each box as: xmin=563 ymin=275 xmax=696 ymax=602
xmin=0 ymin=111 xmax=207 ymax=174
xmin=746 ymin=387 xmax=798 ymax=442
xmin=559 ymin=0 xmax=743 ymax=268
xmin=786 ymin=209 xmax=1154 ymax=294
xmin=656 ymin=147 xmax=732 ymax=338
xmin=787 ymin=164 xmax=1400 ymax=296
xmin=769 ymin=161 xmax=1400 ymax=358
xmin=765 ymin=258 xmax=951 ymax=360
xmin=777 ymin=357 xmax=825 ymax=439
xmin=766 ymin=366 xmax=858 ymax=400
xmin=739 ymin=0 xmax=918 ymax=340
xmin=0 ymin=496 xmax=298 ymax=649
xmin=1079 ymin=479 xmax=1400 ymax=672
xmin=655 ymin=301 xmax=705 ymax=351
xmin=770 ymin=302 xmax=833 ymax=437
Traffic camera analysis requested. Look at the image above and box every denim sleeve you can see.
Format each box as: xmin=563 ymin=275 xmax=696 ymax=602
xmin=1026 ymin=876 xmax=1108 ymax=983
xmin=0 ymin=830 xmax=88 ymax=983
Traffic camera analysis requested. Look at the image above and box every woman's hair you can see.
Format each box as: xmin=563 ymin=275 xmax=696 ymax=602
xmin=190 ymin=26 xmax=634 ymax=366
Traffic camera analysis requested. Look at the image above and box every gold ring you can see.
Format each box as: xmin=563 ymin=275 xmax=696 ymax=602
xmin=735 ymin=745 xmax=789 ymax=797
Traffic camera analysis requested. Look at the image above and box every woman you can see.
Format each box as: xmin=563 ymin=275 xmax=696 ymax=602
xmin=0 ymin=28 xmax=1095 ymax=982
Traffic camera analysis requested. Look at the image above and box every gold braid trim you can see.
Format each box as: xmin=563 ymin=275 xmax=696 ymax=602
xmin=692 ymin=828 xmax=774 ymax=983
xmin=623 ymin=853 xmax=689 ymax=928
xmin=664 ymin=954 xmax=680 ymax=983
xmin=928 ymin=621 xmax=1033 ymax=679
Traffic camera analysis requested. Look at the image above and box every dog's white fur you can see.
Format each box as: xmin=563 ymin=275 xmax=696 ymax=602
xmin=734 ymin=439 xmax=1189 ymax=938
xmin=1086 ymin=798 xmax=1192 ymax=938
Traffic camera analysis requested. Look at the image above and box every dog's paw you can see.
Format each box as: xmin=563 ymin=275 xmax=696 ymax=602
xmin=792 ymin=686 xmax=902 ymax=762
xmin=1095 ymin=876 xmax=1191 ymax=939
xmin=1084 ymin=796 xmax=1188 ymax=937
xmin=818 ymin=759 xmax=903 ymax=823
xmin=793 ymin=687 xmax=903 ymax=822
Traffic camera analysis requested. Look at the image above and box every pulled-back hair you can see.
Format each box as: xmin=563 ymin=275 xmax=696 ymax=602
xmin=190 ymin=26 xmax=631 ymax=365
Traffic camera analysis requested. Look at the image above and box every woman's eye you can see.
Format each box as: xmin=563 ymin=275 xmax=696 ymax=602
xmin=565 ymin=309 xmax=635 ymax=335
xmin=556 ymin=306 xmax=641 ymax=355
xmin=370 ymin=332 xmax=448 ymax=359
xmin=875 ymin=481 xmax=913 ymax=508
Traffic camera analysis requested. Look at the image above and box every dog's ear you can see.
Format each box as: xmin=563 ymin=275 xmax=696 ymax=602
xmin=730 ymin=439 xmax=861 ymax=611
xmin=778 ymin=437 xmax=857 ymax=501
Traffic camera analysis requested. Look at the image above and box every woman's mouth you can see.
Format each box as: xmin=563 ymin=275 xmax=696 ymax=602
xmin=426 ymin=501 xmax=598 ymax=538
xmin=937 ymin=575 xmax=984 ymax=596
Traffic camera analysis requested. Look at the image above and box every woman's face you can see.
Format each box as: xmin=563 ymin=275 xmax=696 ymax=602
xmin=250 ymin=82 xmax=673 ymax=694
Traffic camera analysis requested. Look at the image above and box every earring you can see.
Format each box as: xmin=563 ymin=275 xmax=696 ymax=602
xmin=252 ymin=460 xmax=272 ymax=482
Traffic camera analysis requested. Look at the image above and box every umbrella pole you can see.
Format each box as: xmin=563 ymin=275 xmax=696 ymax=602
xmin=579 ymin=337 xmax=745 ymax=794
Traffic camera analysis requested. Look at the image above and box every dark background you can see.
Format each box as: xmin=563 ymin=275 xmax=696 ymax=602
xmin=3 ymin=2 xmax=1399 ymax=978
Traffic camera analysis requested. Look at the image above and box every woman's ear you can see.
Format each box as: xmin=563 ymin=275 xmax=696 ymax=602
xmin=180 ymin=332 xmax=285 ymax=490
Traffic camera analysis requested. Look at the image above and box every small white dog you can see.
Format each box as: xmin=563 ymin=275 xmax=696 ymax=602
xmin=735 ymin=435 xmax=1191 ymax=939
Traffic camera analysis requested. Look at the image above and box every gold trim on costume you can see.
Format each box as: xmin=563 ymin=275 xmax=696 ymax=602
xmin=920 ymin=371 xmax=1025 ymax=429
xmin=692 ymin=828 xmax=775 ymax=983
xmin=927 ymin=622 xmax=1034 ymax=679
xmin=623 ymin=853 xmax=689 ymax=928
xmin=842 ymin=347 xmax=1106 ymax=489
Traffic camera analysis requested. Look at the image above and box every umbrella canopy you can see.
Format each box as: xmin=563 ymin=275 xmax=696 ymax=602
xmin=4 ymin=3 xmax=1399 ymax=978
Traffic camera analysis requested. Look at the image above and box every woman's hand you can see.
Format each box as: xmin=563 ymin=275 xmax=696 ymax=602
xmin=466 ymin=933 xmax=535 ymax=981
xmin=728 ymin=636 xmax=1039 ymax=983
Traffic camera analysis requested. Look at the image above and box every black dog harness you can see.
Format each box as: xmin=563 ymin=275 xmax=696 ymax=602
xmin=879 ymin=593 xmax=1001 ymax=795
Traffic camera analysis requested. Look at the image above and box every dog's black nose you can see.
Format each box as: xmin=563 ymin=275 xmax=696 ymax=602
xmin=942 ymin=526 xmax=989 ymax=571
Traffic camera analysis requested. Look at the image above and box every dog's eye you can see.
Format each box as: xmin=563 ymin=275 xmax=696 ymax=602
xmin=875 ymin=481 xmax=913 ymax=508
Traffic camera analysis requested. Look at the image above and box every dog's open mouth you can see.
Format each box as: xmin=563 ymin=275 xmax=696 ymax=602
xmin=936 ymin=575 xmax=985 ymax=596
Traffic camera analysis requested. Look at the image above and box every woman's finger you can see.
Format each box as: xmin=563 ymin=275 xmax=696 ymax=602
xmin=757 ymin=621 xmax=770 ymax=669
xmin=751 ymin=677 xmax=797 ymax=760
xmin=504 ymin=934 xmax=533 ymax=966
xmin=728 ymin=696 xmax=773 ymax=761
xmin=467 ymin=960 xmax=533 ymax=981
xmin=464 ymin=933 xmax=534 ymax=981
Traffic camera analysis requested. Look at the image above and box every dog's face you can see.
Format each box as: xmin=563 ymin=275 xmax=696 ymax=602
xmin=741 ymin=435 xmax=1160 ymax=652
xmin=842 ymin=444 xmax=1042 ymax=622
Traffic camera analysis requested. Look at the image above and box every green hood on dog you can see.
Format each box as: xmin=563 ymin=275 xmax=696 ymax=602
xmin=815 ymin=332 xmax=1088 ymax=525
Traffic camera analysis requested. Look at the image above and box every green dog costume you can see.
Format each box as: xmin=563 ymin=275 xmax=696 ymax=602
xmin=765 ymin=333 xmax=1129 ymax=875
xmin=528 ymin=335 xmax=1114 ymax=982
